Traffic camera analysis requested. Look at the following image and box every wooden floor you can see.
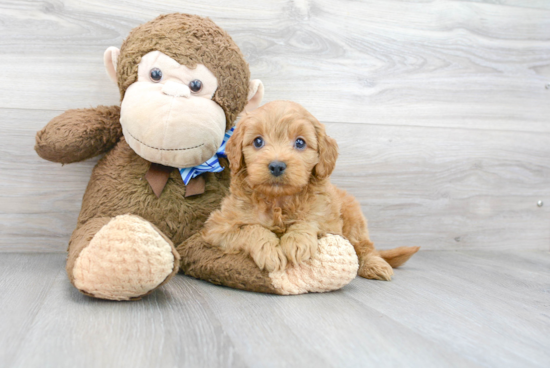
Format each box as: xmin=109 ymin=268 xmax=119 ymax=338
xmin=1 ymin=251 xmax=549 ymax=368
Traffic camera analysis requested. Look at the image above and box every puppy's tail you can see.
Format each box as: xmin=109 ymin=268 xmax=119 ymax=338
xmin=378 ymin=246 xmax=420 ymax=268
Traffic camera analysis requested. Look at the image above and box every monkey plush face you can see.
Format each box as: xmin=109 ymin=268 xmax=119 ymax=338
xmin=119 ymin=51 xmax=226 ymax=167
xmin=103 ymin=13 xmax=263 ymax=168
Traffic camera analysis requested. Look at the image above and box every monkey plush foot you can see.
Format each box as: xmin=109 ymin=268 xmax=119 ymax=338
xmin=69 ymin=215 xmax=180 ymax=300
xmin=178 ymin=234 xmax=358 ymax=295
xmin=268 ymin=235 xmax=359 ymax=294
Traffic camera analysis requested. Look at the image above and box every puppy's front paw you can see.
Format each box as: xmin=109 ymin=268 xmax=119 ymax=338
xmin=358 ymin=256 xmax=393 ymax=281
xmin=280 ymin=232 xmax=319 ymax=265
xmin=250 ymin=236 xmax=287 ymax=272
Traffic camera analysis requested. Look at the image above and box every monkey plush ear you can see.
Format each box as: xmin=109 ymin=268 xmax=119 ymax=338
xmin=103 ymin=47 xmax=120 ymax=84
xmin=243 ymin=80 xmax=264 ymax=113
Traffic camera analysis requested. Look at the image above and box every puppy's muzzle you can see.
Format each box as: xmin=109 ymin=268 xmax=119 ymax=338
xmin=268 ymin=161 xmax=286 ymax=177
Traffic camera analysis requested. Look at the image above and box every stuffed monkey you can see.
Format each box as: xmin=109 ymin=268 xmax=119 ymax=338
xmin=35 ymin=14 xmax=360 ymax=300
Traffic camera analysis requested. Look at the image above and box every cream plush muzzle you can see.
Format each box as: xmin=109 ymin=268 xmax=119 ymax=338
xmin=120 ymin=51 xmax=226 ymax=168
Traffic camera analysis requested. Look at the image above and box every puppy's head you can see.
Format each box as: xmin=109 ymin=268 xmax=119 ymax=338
xmin=226 ymin=100 xmax=338 ymax=197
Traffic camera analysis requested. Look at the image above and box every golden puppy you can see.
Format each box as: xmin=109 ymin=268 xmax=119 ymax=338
xmin=202 ymin=100 xmax=419 ymax=280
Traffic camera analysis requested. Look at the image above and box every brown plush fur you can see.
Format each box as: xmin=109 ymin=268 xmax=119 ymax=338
xmin=34 ymin=14 xmax=271 ymax=298
xmin=35 ymin=106 xmax=122 ymax=164
xmin=177 ymin=233 xmax=279 ymax=294
xmin=76 ymin=137 xmax=231 ymax=244
xmin=117 ymin=13 xmax=250 ymax=129
xmin=203 ymin=101 xmax=420 ymax=280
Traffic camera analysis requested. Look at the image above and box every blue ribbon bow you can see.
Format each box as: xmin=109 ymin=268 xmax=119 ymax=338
xmin=178 ymin=126 xmax=234 ymax=185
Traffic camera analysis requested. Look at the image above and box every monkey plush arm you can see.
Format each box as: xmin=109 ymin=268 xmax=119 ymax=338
xmin=35 ymin=105 xmax=122 ymax=164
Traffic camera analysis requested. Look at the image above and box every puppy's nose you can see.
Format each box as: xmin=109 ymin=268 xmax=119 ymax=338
xmin=268 ymin=161 xmax=286 ymax=177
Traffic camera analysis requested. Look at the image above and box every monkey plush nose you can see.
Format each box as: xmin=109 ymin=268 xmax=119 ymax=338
xmin=162 ymin=81 xmax=191 ymax=98
xmin=268 ymin=161 xmax=286 ymax=177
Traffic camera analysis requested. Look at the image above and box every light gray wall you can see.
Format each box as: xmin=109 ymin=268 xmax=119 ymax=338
xmin=1 ymin=0 xmax=549 ymax=252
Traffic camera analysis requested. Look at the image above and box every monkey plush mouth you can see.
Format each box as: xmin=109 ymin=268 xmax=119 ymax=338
xmin=126 ymin=130 xmax=204 ymax=152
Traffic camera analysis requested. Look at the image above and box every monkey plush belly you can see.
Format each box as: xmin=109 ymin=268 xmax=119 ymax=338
xmin=76 ymin=138 xmax=229 ymax=245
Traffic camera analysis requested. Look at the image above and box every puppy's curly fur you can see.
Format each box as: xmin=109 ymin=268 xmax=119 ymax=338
xmin=203 ymin=101 xmax=419 ymax=280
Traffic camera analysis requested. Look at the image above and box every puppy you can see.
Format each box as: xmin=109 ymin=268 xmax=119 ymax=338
xmin=202 ymin=101 xmax=419 ymax=280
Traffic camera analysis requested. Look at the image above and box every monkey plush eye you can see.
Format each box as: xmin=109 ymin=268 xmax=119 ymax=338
xmin=189 ymin=79 xmax=202 ymax=92
xmin=294 ymin=138 xmax=306 ymax=150
xmin=253 ymin=137 xmax=265 ymax=149
xmin=150 ymin=68 xmax=162 ymax=82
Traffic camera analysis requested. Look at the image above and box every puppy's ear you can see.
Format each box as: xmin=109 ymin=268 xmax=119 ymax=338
xmin=226 ymin=122 xmax=246 ymax=173
xmin=313 ymin=119 xmax=338 ymax=180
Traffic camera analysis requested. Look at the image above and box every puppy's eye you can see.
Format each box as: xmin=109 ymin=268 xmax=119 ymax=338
xmin=150 ymin=68 xmax=162 ymax=82
xmin=189 ymin=79 xmax=202 ymax=92
xmin=294 ymin=138 xmax=306 ymax=150
xmin=253 ymin=137 xmax=265 ymax=149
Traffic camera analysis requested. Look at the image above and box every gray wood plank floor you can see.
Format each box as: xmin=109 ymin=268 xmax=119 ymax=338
xmin=1 ymin=251 xmax=549 ymax=368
